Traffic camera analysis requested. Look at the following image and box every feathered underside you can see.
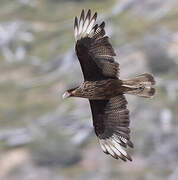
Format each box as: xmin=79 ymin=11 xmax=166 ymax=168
xmin=90 ymin=95 xmax=133 ymax=161
xmin=71 ymin=9 xmax=156 ymax=161
xmin=74 ymin=9 xmax=119 ymax=81
xmin=73 ymin=10 xmax=133 ymax=161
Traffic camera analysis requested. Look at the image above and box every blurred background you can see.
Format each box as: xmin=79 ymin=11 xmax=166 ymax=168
xmin=0 ymin=0 xmax=178 ymax=179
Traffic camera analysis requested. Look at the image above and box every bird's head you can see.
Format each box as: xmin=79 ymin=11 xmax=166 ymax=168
xmin=62 ymin=88 xmax=77 ymax=99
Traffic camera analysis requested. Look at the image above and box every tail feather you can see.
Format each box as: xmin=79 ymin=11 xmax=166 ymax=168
xmin=122 ymin=73 xmax=156 ymax=98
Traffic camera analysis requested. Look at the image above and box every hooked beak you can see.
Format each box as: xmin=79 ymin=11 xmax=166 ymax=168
xmin=62 ymin=91 xmax=70 ymax=99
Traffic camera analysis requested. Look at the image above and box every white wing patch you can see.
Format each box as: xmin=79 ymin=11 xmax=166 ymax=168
xmin=74 ymin=9 xmax=97 ymax=42
xmin=99 ymin=136 xmax=132 ymax=161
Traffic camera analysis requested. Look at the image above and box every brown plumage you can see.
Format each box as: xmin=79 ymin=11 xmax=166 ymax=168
xmin=63 ymin=9 xmax=156 ymax=161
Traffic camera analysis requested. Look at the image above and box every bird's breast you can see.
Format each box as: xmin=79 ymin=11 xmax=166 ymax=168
xmin=76 ymin=79 xmax=123 ymax=100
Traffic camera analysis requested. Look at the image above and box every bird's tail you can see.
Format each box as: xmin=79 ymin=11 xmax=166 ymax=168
xmin=122 ymin=73 xmax=156 ymax=98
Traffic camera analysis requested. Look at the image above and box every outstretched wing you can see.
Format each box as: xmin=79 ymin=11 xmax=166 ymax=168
xmin=74 ymin=9 xmax=119 ymax=81
xmin=89 ymin=95 xmax=133 ymax=161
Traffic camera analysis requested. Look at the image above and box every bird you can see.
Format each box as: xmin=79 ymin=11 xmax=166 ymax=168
xmin=62 ymin=9 xmax=156 ymax=161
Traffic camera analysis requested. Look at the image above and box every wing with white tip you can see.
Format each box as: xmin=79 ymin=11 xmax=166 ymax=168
xmin=89 ymin=95 xmax=133 ymax=161
xmin=74 ymin=9 xmax=119 ymax=81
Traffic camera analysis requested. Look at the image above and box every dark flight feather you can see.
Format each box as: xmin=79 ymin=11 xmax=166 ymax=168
xmin=89 ymin=95 xmax=133 ymax=161
xmin=74 ymin=9 xmax=119 ymax=80
xmin=63 ymin=9 xmax=156 ymax=161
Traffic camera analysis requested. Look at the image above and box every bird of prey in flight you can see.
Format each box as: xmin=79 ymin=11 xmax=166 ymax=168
xmin=63 ymin=9 xmax=155 ymax=161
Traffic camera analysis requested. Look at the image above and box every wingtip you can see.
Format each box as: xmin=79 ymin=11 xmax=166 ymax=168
xmin=85 ymin=9 xmax=91 ymax=21
xmin=93 ymin=12 xmax=97 ymax=20
xmin=126 ymin=154 xmax=133 ymax=161
xmin=74 ymin=16 xmax=78 ymax=28
xmin=88 ymin=9 xmax=91 ymax=15
xmin=99 ymin=138 xmax=133 ymax=162
xmin=127 ymin=140 xmax=134 ymax=148
xmin=81 ymin=9 xmax=85 ymax=20
xmin=74 ymin=9 xmax=98 ymax=41
xmin=100 ymin=21 xmax=105 ymax=28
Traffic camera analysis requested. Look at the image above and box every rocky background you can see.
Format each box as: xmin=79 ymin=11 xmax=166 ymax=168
xmin=0 ymin=0 xmax=178 ymax=180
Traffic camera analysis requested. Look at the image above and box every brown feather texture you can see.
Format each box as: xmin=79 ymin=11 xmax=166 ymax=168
xmin=74 ymin=9 xmax=118 ymax=80
xmin=63 ymin=9 xmax=156 ymax=161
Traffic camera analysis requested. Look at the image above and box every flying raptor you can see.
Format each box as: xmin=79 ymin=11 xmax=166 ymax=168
xmin=63 ymin=9 xmax=156 ymax=161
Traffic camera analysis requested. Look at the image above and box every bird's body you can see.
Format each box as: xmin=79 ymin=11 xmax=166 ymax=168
xmin=69 ymin=79 xmax=125 ymax=99
xmin=63 ymin=9 xmax=156 ymax=161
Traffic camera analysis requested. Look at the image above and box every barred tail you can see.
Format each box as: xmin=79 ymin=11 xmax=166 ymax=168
xmin=122 ymin=73 xmax=156 ymax=98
